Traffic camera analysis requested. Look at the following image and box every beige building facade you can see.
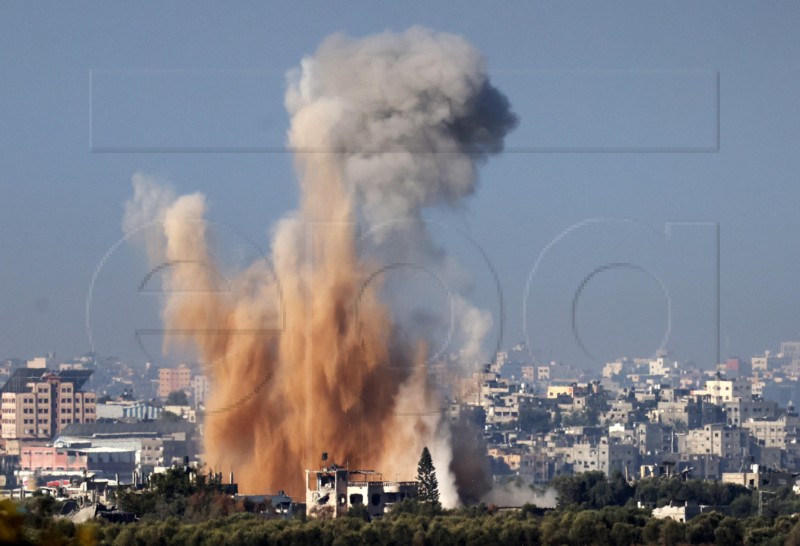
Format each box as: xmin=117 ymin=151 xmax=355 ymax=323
xmin=1 ymin=368 xmax=96 ymax=441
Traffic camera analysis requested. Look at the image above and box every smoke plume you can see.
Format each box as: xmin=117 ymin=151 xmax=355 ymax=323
xmin=483 ymin=482 xmax=558 ymax=509
xmin=124 ymin=27 xmax=516 ymax=505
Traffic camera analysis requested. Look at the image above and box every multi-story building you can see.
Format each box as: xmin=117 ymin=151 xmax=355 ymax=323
xmin=742 ymin=413 xmax=800 ymax=450
xmin=723 ymin=463 xmax=798 ymax=491
xmin=192 ymin=375 xmax=210 ymax=406
xmin=0 ymin=368 xmax=96 ymax=441
xmin=696 ymin=378 xmax=751 ymax=405
xmin=537 ymin=365 xmax=551 ymax=382
xmin=723 ymin=399 xmax=779 ymax=426
xmin=158 ymin=363 xmax=192 ymax=399
xmin=26 ymin=357 xmax=53 ymax=369
xmin=56 ymin=420 xmax=199 ymax=473
xmin=546 ymin=385 xmax=574 ymax=399
xmin=752 ymin=352 xmax=787 ymax=373
xmin=602 ymin=400 xmax=634 ymax=425
xmin=488 ymin=446 xmax=522 ymax=472
xmin=521 ymin=366 xmax=535 ymax=383
xmin=603 ymin=361 xmax=625 ymax=379
xmin=570 ymin=436 xmax=639 ymax=478
xmin=649 ymin=357 xmax=675 ymax=377
xmin=18 ymin=444 xmax=135 ymax=482
xmin=305 ymin=464 xmax=416 ymax=519
xmin=678 ymin=424 xmax=748 ymax=462
xmin=486 ymin=403 xmax=519 ymax=426
xmin=722 ymin=358 xmax=751 ymax=378
xmin=520 ymin=450 xmax=569 ymax=483
xmin=635 ymin=422 xmax=675 ymax=457
xmin=780 ymin=342 xmax=800 ymax=360
xmin=651 ymin=398 xmax=702 ymax=428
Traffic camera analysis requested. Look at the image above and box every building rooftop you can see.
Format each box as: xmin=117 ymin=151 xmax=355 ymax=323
xmin=0 ymin=368 xmax=93 ymax=393
xmin=59 ymin=420 xmax=195 ymax=438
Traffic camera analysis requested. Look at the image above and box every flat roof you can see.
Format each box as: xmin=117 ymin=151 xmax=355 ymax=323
xmin=1 ymin=368 xmax=93 ymax=393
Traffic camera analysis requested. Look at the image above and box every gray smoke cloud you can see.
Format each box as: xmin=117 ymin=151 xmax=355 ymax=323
xmin=286 ymin=26 xmax=518 ymax=226
xmin=122 ymin=172 xmax=177 ymax=265
xmin=286 ymin=26 xmax=517 ymax=372
xmin=483 ymin=483 xmax=558 ymax=508
xmin=123 ymin=27 xmax=517 ymax=506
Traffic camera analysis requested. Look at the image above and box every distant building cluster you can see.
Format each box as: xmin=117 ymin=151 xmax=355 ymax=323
xmin=0 ymin=355 xmax=204 ymax=500
xmin=7 ymin=338 xmax=800 ymax=513
xmin=447 ymin=342 xmax=800 ymax=488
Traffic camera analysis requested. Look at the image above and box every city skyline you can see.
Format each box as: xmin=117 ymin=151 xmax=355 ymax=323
xmin=3 ymin=2 xmax=800 ymax=371
xmin=5 ymin=3 xmax=800 ymax=541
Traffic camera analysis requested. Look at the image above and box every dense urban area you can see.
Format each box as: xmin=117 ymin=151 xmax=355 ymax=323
xmin=5 ymin=343 xmax=800 ymax=544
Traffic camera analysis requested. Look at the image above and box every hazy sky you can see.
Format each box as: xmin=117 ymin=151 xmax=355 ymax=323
xmin=2 ymin=1 xmax=800 ymax=370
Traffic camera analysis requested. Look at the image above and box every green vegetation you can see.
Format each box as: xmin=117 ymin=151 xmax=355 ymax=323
xmin=9 ymin=498 xmax=800 ymax=546
xmin=0 ymin=495 xmax=96 ymax=545
xmin=552 ymin=470 xmax=800 ymax=519
xmin=551 ymin=470 xmax=634 ymax=510
xmin=8 ymin=469 xmax=800 ymax=545
xmin=416 ymin=446 xmax=440 ymax=505
xmin=517 ymin=406 xmax=554 ymax=434
xmin=115 ymin=466 xmax=240 ymax=522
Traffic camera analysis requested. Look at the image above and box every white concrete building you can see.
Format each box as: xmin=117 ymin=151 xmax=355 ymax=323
xmin=306 ymin=465 xmax=417 ymax=519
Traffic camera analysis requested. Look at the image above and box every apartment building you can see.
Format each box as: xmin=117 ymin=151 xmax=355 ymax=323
xmin=570 ymin=436 xmax=639 ymax=477
xmin=742 ymin=413 xmax=800 ymax=450
xmin=652 ymin=398 xmax=701 ymax=428
xmin=678 ymin=424 xmax=748 ymax=460
xmin=723 ymin=399 xmax=779 ymax=426
xmin=602 ymin=400 xmax=635 ymax=425
xmin=521 ymin=366 xmax=535 ymax=382
xmin=192 ymin=375 xmax=210 ymax=405
xmin=157 ymin=363 xmax=192 ymax=399
xmin=752 ymin=353 xmax=787 ymax=373
xmin=635 ymin=422 xmax=675 ymax=456
xmin=56 ymin=420 xmax=200 ymax=473
xmin=697 ymin=378 xmax=752 ymax=405
xmin=537 ymin=366 xmax=551 ymax=381
xmin=547 ymin=385 xmax=574 ymax=399
xmin=602 ymin=361 xmax=625 ymax=379
xmin=0 ymin=368 xmax=96 ymax=441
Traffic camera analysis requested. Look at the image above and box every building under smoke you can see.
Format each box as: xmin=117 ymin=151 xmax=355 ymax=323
xmin=306 ymin=463 xmax=417 ymax=519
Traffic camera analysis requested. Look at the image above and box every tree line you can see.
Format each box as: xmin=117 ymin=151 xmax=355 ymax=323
xmin=10 ymin=497 xmax=800 ymax=546
xmin=9 ymin=460 xmax=800 ymax=545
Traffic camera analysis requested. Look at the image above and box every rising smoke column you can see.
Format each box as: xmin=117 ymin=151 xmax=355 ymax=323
xmin=125 ymin=27 xmax=516 ymax=505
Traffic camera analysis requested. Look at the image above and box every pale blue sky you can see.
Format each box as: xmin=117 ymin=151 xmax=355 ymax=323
xmin=2 ymin=1 xmax=800 ymax=370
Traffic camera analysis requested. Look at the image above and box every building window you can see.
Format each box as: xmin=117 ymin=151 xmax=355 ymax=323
xmin=349 ymin=494 xmax=363 ymax=505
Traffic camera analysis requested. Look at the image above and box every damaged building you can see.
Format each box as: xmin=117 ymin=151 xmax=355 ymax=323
xmin=305 ymin=464 xmax=416 ymax=519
